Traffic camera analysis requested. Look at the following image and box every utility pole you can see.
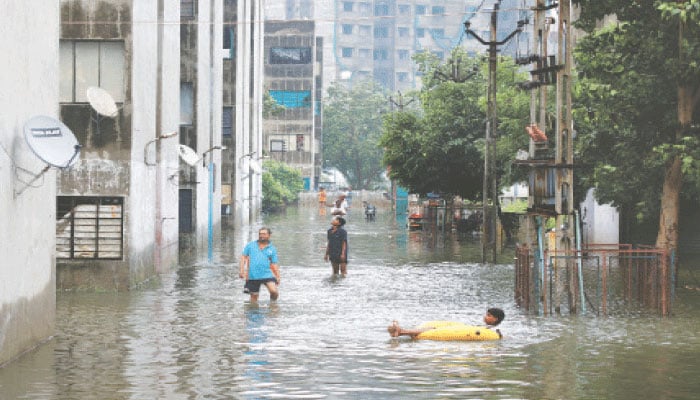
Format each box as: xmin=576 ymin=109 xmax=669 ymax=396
xmin=464 ymin=1 xmax=522 ymax=263
xmin=388 ymin=91 xmax=414 ymax=111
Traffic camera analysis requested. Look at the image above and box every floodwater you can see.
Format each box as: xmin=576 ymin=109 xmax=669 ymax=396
xmin=2 ymin=205 xmax=700 ymax=399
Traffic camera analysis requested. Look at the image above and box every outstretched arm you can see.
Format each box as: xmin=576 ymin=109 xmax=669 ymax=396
xmin=387 ymin=321 xmax=430 ymax=339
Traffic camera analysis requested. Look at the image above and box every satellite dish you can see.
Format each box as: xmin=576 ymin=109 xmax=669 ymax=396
xmin=86 ymin=86 xmax=119 ymax=118
xmin=24 ymin=115 xmax=81 ymax=168
xmin=178 ymin=144 xmax=199 ymax=166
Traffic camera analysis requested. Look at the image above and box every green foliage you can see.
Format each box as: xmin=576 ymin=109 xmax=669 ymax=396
xmin=380 ymin=48 xmax=530 ymax=199
xmin=501 ymin=199 xmax=528 ymax=213
xmin=322 ymin=80 xmax=389 ymax=189
xmin=572 ymin=0 xmax=700 ymax=231
xmin=263 ymin=91 xmax=285 ymax=118
xmin=261 ymin=159 xmax=303 ymax=212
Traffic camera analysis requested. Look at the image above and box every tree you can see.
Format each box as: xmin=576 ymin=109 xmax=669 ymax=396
xmin=322 ymin=80 xmax=389 ymax=189
xmin=573 ymin=0 xmax=700 ymax=249
xmin=380 ymin=49 xmax=530 ymax=199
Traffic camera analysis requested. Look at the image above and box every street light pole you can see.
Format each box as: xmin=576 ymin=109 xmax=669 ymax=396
xmin=464 ymin=1 xmax=522 ymax=263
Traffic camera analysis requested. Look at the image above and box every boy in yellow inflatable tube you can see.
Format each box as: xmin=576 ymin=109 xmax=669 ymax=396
xmin=388 ymin=308 xmax=505 ymax=340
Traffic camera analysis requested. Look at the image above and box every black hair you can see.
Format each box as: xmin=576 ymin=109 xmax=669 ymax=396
xmin=259 ymin=227 xmax=272 ymax=235
xmin=487 ymin=307 xmax=505 ymax=325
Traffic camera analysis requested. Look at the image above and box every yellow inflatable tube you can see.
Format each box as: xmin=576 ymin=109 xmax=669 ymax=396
xmin=415 ymin=321 xmax=501 ymax=341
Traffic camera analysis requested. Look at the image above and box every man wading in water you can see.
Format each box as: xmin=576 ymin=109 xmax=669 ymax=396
xmin=239 ymin=227 xmax=281 ymax=302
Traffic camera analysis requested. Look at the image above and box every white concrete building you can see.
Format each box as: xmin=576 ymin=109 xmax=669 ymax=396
xmin=57 ymin=0 xmax=181 ymax=289
xmin=0 ymin=0 xmax=59 ymax=366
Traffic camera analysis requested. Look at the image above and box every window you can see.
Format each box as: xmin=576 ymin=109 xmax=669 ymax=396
xmin=341 ymin=47 xmax=353 ymax=58
xmin=373 ymin=48 xmax=388 ymax=60
xmin=269 ymin=90 xmax=311 ymax=108
xmin=181 ymin=0 xmax=196 ymax=18
xmin=398 ymin=4 xmax=410 ymax=14
xmin=60 ymin=41 xmax=125 ymax=103
xmin=296 ymin=135 xmax=305 ymax=152
xmin=269 ymin=47 xmax=312 ymax=64
xmin=270 ymin=139 xmax=287 ymax=152
xmin=222 ymin=107 xmax=233 ymax=137
xmin=397 ymin=72 xmax=409 ymax=82
xmin=359 ymin=48 xmax=371 ymax=58
xmin=358 ymin=2 xmax=371 ymax=13
xmin=398 ymin=49 xmax=410 ymax=60
xmin=398 ymin=27 xmax=409 ymax=38
xmin=431 ymin=28 xmax=445 ymax=38
xmin=416 ymin=28 xmax=425 ymax=38
xmin=56 ymin=196 xmax=124 ymax=259
xmin=223 ymin=26 xmax=235 ymax=59
xmin=180 ymin=82 xmax=194 ymax=125
xmin=374 ymin=26 xmax=389 ymax=38
xmin=375 ymin=3 xmax=389 ymax=16
xmin=359 ymin=25 xmax=371 ymax=36
xmin=342 ymin=24 xmax=353 ymax=34
xmin=432 ymin=6 xmax=445 ymax=15
xmin=343 ymin=1 xmax=353 ymax=12
xmin=433 ymin=51 xmax=445 ymax=60
xmin=415 ymin=5 xmax=427 ymax=15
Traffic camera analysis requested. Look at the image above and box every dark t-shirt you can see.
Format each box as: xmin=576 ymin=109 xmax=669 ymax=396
xmin=327 ymin=227 xmax=348 ymax=262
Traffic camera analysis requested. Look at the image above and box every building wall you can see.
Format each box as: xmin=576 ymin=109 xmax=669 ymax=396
xmin=581 ymin=188 xmax=619 ymax=245
xmin=263 ymin=20 xmax=318 ymax=184
xmin=233 ymin=0 xmax=265 ymax=225
xmin=0 ymin=0 xmax=59 ymax=366
xmin=57 ymin=0 xmax=180 ymax=290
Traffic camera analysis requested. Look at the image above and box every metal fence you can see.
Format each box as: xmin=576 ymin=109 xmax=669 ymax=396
xmin=515 ymin=244 xmax=675 ymax=316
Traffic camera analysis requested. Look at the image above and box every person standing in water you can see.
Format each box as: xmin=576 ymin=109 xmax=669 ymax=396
xmin=325 ymin=216 xmax=348 ymax=276
xmin=318 ymin=187 xmax=327 ymax=215
xmin=239 ymin=227 xmax=280 ymax=302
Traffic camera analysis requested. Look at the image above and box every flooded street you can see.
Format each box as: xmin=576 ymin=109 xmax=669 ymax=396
xmin=3 ymin=205 xmax=700 ymax=399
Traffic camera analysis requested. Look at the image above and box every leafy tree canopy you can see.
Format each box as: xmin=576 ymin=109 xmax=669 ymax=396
xmin=322 ymin=80 xmax=389 ymax=189
xmin=572 ymin=0 xmax=700 ymax=242
xmin=380 ymin=48 xmax=530 ymax=199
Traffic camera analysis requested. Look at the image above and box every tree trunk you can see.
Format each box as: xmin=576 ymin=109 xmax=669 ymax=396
xmin=655 ymin=85 xmax=693 ymax=250
xmin=655 ymin=156 xmax=681 ymax=250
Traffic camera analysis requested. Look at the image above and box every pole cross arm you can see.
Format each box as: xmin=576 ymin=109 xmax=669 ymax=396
xmin=464 ymin=24 xmax=522 ymax=47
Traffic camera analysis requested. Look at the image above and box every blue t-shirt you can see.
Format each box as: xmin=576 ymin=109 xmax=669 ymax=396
xmin=242 ymin=240 xmax=279 ymax=280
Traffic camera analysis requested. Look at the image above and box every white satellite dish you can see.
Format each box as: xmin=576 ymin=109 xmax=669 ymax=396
xmin=86 ymin=86 xmax=119 ymax=118
xmin=178 ymin=144 xmax=199 ymax=166
xmin=24 ymin=115 xmax=81 ymax=168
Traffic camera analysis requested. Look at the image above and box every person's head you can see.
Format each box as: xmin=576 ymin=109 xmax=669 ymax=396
xmin=331 ymin=216 xmax=346 ymax=228
xmin=484 ymin=307 xmax=505 ymax=326
xmin=258 ymin=227 xmax=272 ymax=243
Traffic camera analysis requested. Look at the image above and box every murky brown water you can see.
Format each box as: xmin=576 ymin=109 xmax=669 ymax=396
xmin=2 ymin=205 xmax=700 ymax=399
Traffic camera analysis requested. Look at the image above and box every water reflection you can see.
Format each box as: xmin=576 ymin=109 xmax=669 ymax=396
xmin=1 ymin=205 xmax=700 ymax=399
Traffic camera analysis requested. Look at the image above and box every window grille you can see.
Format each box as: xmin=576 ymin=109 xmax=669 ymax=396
xmin=56 ymin=196 xmax=124 ymax=260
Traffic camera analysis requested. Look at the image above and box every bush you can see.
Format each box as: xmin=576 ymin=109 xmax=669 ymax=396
xmin=262 ymin=159 xmax=304 ymax=211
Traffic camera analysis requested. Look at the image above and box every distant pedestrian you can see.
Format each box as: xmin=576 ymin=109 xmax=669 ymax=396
xmin=318 ymin=187 xmax=327 ymax=216
xmin=331 ymin=194 xmax=348 ymax=216
xmin=325 ymin=216 xmax=348 ymax=276
xmin=239 ymin=227 xmax=280 ymax=302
